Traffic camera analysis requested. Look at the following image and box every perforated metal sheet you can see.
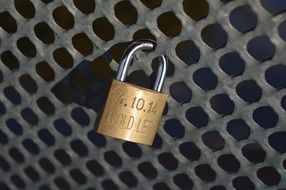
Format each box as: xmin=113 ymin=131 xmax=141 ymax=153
xmin=0 ymin=0 xmax=286 ymax=189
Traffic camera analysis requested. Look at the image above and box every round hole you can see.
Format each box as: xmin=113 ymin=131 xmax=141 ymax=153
xmin=278 ymin=20 xmax=286 ymax=41
xmin=163 ymin=119 xmax=185 ymax=139
xmin=185 ymin=106 xmax=209 ymax=128
xmin=3 ymin=86 xmax=21 ymax=105
xmin=6 ymin=118 xmax=23 ymax=136
xmin=0 ymin=11 xmax=17 ymax=33
xmin=173 ymin=173 xmax=194 ymax=189
xmin=39 ymin=158 xmax=55 ymax=174
xmin=22 ymin=138 xmax=39 ymax=154
xmin=0 ymin=129 xmax=8 ymax=144
xmin=232 ymin=176 xmax=255 ymax=190
xmin=257 ymin=166 xmax=281 ymax=186
xmin=54 ymin=149 xmax=71 ymax=166
xmin=169 ymin=82 xmax=192 ymax=103
xmin=176 ymin=40 xmax=200 ymax=65
xmin=53 ymin=47 xmax=74 ymax=69
xmin=70 ymin=169 xmax=87 ymax=184
xmin=34 ymin=22 xmax=55 ymax=44
xmin=92 ymin=17 xmax=115 ymax=41
xmin=86 ymin=159 xmax=104 ymax=176
xmin=36 ymin=61 xmax=55 ymax=82
xmin=210 ymin=185 xmax=226 ymax=190
xmin=236 ymin=79 xmax=262 ymax=103
xmin=119 ymin=171 xmax=138 ymax=187
xmin=73 ymin=0 xmax=95 ymax=14
xmin=179 ymin=141 xmax=201 ymax=161
xmin=242 ymin=143 xmax=266 ymax=163
xmin=19 ymin=74 xmax=38 ymax=94
xmin=54 ymin=119 xmax=72 ymax=136
xmin=101 ymin=179 xmax=119 ymax=190
xmin=104 ymin=151 xmax=122 ymax=167
xmin=268 ymin=131 xmax=286 ymax=153
xmin=114 ymin=0 xmax=138 ymax=25
xmin=226 ymin=119 xmax=250 ymax=141
xmin=17 ymin=37 xmax=37 ymax=57
xmin=24 ymin=166 xmax=40 ymax=182
xmin=201 ymin=23 xmax=228 ymax=50
xmin=10 ymin=175 xmax=26 ymax=189
xmin=157 ymin=12 xmax=182 ymax=37
xmin=193 ymin=67 xmax=217 ymax=91
xmin=37 ymin=97 xmax=55 ymax=115
xmin=217 ymin=154 xmax=240 ymax=173
xmin=71 ymin=107 xmax=90 ymax=126
xmin=21 ymin=108 xmax=38 ymax=126
xmin=153 ymin=183 xmax=171 ymax=190
xmin=54 ymin=177 xmax=70 ymax=190
xmin=229 ymin=5 xmax=257 ymax=33
xmin=265 ymin=64 xmax=286 ymax=90
xmin=138 ymin=162 xmax=157 ymax=179
xmin=133 ymin=28 xmax=156 ymax=41
xmin=219 ymin=52 xmax=245 ymax=77
xmin=158 ymin=152 xmax=179 ymax=171
xmin=37 ymin=129 xmax=55 ymax=146
xmin=260 ymin=0 xmax=286 ymax=15
xmin=252 ymin=106 xmax=278 ymax=129
xmin=87 ymin=130 xmax=106 ymax=147
xmin=53 ymin=6 xmax=74 ymax=30
xmin=72 ymin=33 xmax=93 ymax=56
xmin=247 ymin=35 xmax=275 ymax=62
xmin=122 ymin=142 xmax=142 ymax=158
xmin=14 ymin=0 xmax=35 ymax=19
xmin=202 ymin=130 xmax=225 ymax=151
xmin=9 ymin=147 xmax=25 ymax=163
xmin=70 ymin=139 xmax=88 ymax=157
xmin=140 ymin=0 xmax=162 ymax=9
xmin=182 ymin=0 xmax=209 ymax=21
xmin=210 ymin=93 xmax=235 ymax=116
xmin=195 ymin=164 xmax=216 ymax=182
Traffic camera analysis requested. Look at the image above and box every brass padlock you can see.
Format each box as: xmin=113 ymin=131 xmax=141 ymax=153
xmin=96 ymin=40 xmax=168 ymax=145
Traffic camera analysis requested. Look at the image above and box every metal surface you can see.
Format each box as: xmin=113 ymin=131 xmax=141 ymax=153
xmin=0 ymin=0 xmax=285 ymax=190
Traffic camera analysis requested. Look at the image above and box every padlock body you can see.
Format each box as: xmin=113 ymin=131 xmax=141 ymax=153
xmin=97 ymin=79 xmax=168 ymax=145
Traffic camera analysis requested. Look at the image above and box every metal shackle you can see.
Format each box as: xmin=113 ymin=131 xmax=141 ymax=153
xmin=116 ymin=40 xmax=168 ymax=92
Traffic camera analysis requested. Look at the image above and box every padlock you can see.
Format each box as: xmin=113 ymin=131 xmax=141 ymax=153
xmin=96 ymin=40 xmax=168 ymax=145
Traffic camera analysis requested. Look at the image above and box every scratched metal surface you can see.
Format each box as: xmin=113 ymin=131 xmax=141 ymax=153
xmin=0 ymin=0 xmax=286 ymax=189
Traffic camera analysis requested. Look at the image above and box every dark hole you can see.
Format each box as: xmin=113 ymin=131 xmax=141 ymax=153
xmin=1 ymin=51 xmax=19 ymax=71
xmin=54 ymin=177 xmax=70 ymax=190
xmin=242 ymin=143 xmax=266 ymax=163
xmin=183 ymin=0 xmax=209 ymax=21
xmin=138 ymin=162 xmax=157 ymax=179
xmin=247 ymin=35 xmax=275 ymax=62
xmin=151 ymin=57 xmax=175 ymax=77
xmin=176 ymin=40 xmax=201 ymax=65
xmin=21 ymin=108 xmax=39 ymax=126
xmin=22 ymin=138 xmax=39 ymax=154
xmin=210 ymin=185 xmax=226 ymax=190
xmin=265 ymin=64 xmax=286 ymax=90
xmin=157 ymin=11 xmax=182 ymax=37
xmin=0 ymin=11 xmax=17 ymax=33
xmin=202 ymin=130 xmax=225 ymax=151
xmin=153 ymin=182 xmax=171 ymax=190
xmin=158 ymin=152 xmax=179 ymax=171
xmin=193 ymin=67 xmax=217 ymax=91
xmin=54 ymin=118 xmax=72 ymax=136
xmin=52 ymin=83 xmax=73 ymax=104
xmin=179 ymin=141 xmax=201 ymax=161
xmin=24 ymin=166 xmax=40 ymax=182
xmin=163 ymin=119 xmax=185 ymax=139
xmin=87 ymin=130 xmax=106 ymax=147
xmin=283 ymin=159 xmax=286 ymax=169
xmin=281 ymin=95 xmax=286 ymax=111
xmin=36 ymin=61 xmax=55 ymax=82
xmin=19 ymin=74 xmax=38 ymax=94
xmin=6 ymin=118 xmax=23 ymax=136
xmin=252 ymin=106 xmax=278 ymax=129
xmin=0 ymin=183 xmax=10 ymax=190
xmin=10 ymin=175 xmax=26 ymax=189
xmin=41 ymin=0 xmax=53 ymax=4
xmin=110 ymin=42 xmax=130 ymax=62
xmin=39 ymin=158 xmax=55 ymax=174
xmin=70 ymin=139 xmax=88 ymax=157
xmin=0 ymin=101 xmax=5 ymax=115
xmin=220 ymin=0 xmax=234 ymax=3
xmin=71 ymin=72 xmax=93 ymax=95
xmin=122 ymin=142 xmax=142 ymax=158
xmin=53 ymin=6 xmax=74 ymax=30
xmin=236 ymin=79 xmax=262 ymax=103
xmin=186 ymin=106 xmax=209 ymax=128
xmin=70 ymin=169 xmax=87 ymax=184
xmin=0 ymin=156 xmax=10 ymax=172
xmin=114 ymin=0 xmax=138 ymax=25
xmin=72 ymin=33 xmax=93 ymax=56
xmin=217 ymin=154 xmax=240 ymax=173
xmin=39 ymin=185 xmax=51 ymax=190
xmin=140 ymin=0 xmax=162 ymax=9
xmin=4 ymin=86 xmax=21 ymax=105
xmin=226 ymin=119 xmax=250 ymax=141
xmin=210 ymin=93 xmax=235 ymax=115
xmin=260 ymin=0 xmax=286 ymax=15
xmin=14 ymin=0 xmax=35 ymax=19
xmin=17 ymin=37 xmax=36 ymax=57
xmin=119 ymin=171 xmax=138 ymax=187
xmin=0 ymin=129 xmax=8 ymax=144
xmin=54 ymin=149 xmax=71 ymax=166
xmin=232 ymin=176 xmax=255 ymax=190
xmin=201 ymin=23 xmax=228 ymax=50
xmin=37 ymin=97 xmax=55 ymax=115
xmin=151 ymin=133 xmax=163 ymax=149
xmin=126 ymin=70 xmax=152 ymax=89
xmin=133 ymin=28 xmax=156 ymax=41
xmin=90 ymin=56 xmax=113 ymax=80
xmin=257 ymin=166 xmax=281 ymax=186
xmin=229 ymin=5 xmax=257 ymax=33
xmin=38 ymin=129 xmax=55 ymax=146
xmin=173 ymin=173 xmax=194 ymax=189
xmin=92 ymin=17 xmax=115 ymax=41
xmin=194 ymin=164 xmax=216 ymax=182
xmin=53 ymin=47 xmax=74 ymax=69
xmin=278 ymin=20 xmax=286 ymax=41
xmin=71 ymin=107 xmax=90 ymax=126
xmin=268 ymin=131 xmax=286 ymax=153
xmin=104 ymin=151 xmax=122 ymax=167
xmin=101 ymin=179 xmax=119 ymax=190
xmin=0 ymin=70 xmax=3 ymax=83
xmin=73 ymin=0 xmax=95 ymax=14
xmin=219 ymin=51 xmax=245 ymax=77
xmin=34 ymin=22 xmax=55 ymax=44
xmin=86 ymin=159 xmax=104 ymax=176
xmin=9 ymin=147 xmax=24 ymax=163
xmin=169 ymin=82 xmax=192 ymax=103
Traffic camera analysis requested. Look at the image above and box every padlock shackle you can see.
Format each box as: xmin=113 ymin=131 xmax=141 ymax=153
xmin=116 ymin=40 xmax=167 ymax=92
